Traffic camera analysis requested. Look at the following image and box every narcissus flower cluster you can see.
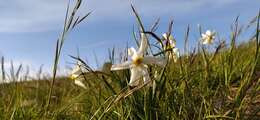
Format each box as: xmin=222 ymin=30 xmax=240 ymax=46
xmin=69 ymin=29 xmax=216 ymax=88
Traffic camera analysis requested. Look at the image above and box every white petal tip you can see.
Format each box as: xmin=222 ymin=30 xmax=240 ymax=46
xmin=162 ymin=33 xmax=167 ymax=39
xmin=110 ymin=65 xmax=117 ymax=71
xmin=74 ymin=80 xmax=87 ymax=89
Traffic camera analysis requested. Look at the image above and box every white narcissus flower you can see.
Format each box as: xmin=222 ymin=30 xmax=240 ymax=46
xmin=70 ymin=61 xmax=87 ymax=89
xmin=111 ymin=33 xmax=166 ymax=87
xmin=201 ymin=30 xmax=216 ymax=45
xmin=162 ymin=33 xmax=176 ymax=48
xmin=162 ymin=33 xmax=180 ymax=62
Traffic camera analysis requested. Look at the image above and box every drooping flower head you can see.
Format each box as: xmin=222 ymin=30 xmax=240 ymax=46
xmin=201 ymin=30 xmax=216 ymax=45
xmin=162 ymin=33 xmax=179 ymax=62
xmin=70 ymin=61 xmax=87 ymax=89
xmin=111 ymin=33 xmax=166 ymax=86
xmin=162 ymin=33 xmax=176 ymax=48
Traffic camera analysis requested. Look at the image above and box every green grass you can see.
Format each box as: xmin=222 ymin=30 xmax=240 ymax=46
xmin=0 ymin=0 xmax=260 ymax=119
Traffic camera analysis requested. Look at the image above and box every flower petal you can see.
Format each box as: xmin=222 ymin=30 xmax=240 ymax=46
xmin=172 ymin=48 xmax=180 ymax=58
xmin=71 ymin=61 xmax=88 ymax=76
xmin=129 ymin=66 xmax=143 ymax=86
xmin=137 ymin=33 xmax=148 ymax=56
xmin=74 ymin=79 xmax=87 ymax=89
xmin=71 ymin=65 xmax=81 ymax=75
xmin=162 ymin=33 xmax=174 ymax=41
xmin=70 ymin=74 xmax=79 ymax=80
xmin=143 ymin=56 xmax=166 ymax=67
xmin=128 ymin=47 xmax=137 ymax=57
xmin=169 ymin=35 xmax=174 ymax=41
xmin=203 ymin=40 xmax=209 ymax=45
xmin=206 ymin=30 xmax=211 ymax=35
xmin=142 ymin=67 xmax=151 ymax=85
xmin=201 ymin=34 xmax=207 ymax=39
xmin=169 ymin=39 xmax=176 ymax=48
xmin=162 ymin=33 xmax=168 ymax=40
xmin=111 ymin=61 xmax=132 ymax=71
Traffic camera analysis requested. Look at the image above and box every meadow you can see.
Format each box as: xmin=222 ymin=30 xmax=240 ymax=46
xmin=0 ymin=0 xmax=259 ymax=119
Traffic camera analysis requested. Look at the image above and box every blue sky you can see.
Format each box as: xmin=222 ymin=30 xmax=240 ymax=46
xmin=0 ymin=0 xmax=259 ymax=75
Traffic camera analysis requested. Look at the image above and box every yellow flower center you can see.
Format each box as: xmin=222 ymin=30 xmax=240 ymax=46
xmin=70 ymin=74 xmax=78 ymax=80
xmin=132 ymin=56 xmax=143 ymax=66
xmin=208 ymin=35 xmax=213 ymax=40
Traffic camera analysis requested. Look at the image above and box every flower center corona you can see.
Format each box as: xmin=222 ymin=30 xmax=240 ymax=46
xmin=132 ymin=56 xmax=143 ymax=66
xmin=70 ymin=74 xmax=78 ymax=80
xmin=208 ymin=35 xmax=213 ymax=40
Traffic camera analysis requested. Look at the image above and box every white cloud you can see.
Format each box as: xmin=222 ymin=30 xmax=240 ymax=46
xmin=0 ymin=0 xmax=238 ymax=33
xmin=0 ymin=0 xmax=67 ymax=32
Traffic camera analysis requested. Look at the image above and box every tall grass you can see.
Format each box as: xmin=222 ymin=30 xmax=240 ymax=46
xmin=0 ymin=1 xmax=259 ymax=120
xmin=46 ymin=0 xmax=91 ymax=108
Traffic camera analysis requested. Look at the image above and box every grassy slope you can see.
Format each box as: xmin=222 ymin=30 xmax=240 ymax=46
xmin=0 ymin=1 xmax=259 ymax=119
xmin=0 ymin=40 xmax=259 ymax=120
